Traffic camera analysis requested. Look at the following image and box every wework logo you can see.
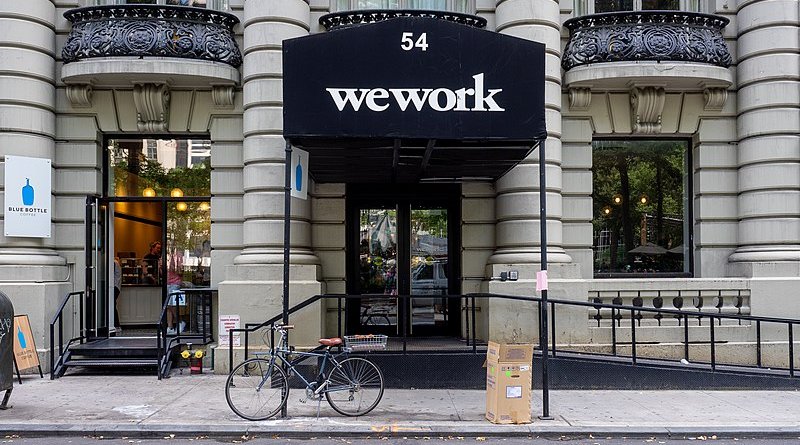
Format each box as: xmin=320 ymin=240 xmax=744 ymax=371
xmin=326 ymin=73 xmax=504 ymax=113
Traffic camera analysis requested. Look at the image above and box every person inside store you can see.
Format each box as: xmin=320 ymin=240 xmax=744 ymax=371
xmin=142 ymin=241 xmax=162 ymax=285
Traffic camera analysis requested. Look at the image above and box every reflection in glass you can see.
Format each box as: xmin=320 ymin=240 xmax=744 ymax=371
xmin=108 ymin=139 xmax=211 ymax=198
xmin=592 ymin=140 xmax=688 ymax=275
xmin=358 ymin=209 xmax=398 ymax=328
xmin=410 ymin=208 xmax=448 ymax=329
xmin=167 ymin=202 xmax=211 ymax=289
xmin=641 ymin=0 xmax=679 ymax=9
xmin=594 ymin=0 xmax=633 ymax=12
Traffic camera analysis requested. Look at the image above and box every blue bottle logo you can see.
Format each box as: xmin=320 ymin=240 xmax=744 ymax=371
xmin=295 ymin=161 xmax=303 ymax=192
xmin=22 ymin=178 xmax=34 ymax=206
xmin=17 ymin=326 xmax=26 ymax=349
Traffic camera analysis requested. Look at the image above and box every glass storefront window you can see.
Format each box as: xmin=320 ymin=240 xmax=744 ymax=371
xmin=108 ymin=139 xmax=211 ymax=198
xmin=592 ymin=140 xmax=690 ymax=277
xmin=167 ymin=202 xmax=212 ymax=288
xmin=575 ymin=0 xmax=703 ymax=14
xmin=336 ymin=0 xmax=473 ymax=13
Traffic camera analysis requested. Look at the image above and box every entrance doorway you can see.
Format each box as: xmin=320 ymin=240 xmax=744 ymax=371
xmin=346 ymin=184 xmax=461 ymax=337
xmin=85 ymin=137 xmax=212 ymax=339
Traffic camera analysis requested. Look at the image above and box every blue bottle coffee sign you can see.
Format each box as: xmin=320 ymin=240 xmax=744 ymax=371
xmin=4 ymin=155 xmax=52 ymax=238
xmin=22 ymin=179 xmax=34 ymax=206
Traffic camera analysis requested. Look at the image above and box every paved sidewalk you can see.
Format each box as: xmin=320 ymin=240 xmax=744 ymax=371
xmin=1 ymin=373 xmax=799 ymax=438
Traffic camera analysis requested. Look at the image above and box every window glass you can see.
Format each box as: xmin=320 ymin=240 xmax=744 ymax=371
xmin=594 ymin=0 xmax=633 ymax=12
xmin=87 ymin=0 xmax=229 ymax=11
xmin=642 ymin=0 xmax=679 ymax=9
xmin=339 ymin=0 xmax=471 ymax=11
xmin=108 ymin=138 xmax=211 ymax=198
xmin=592 ymin=140 xmax=690 ymax=276
xmin=409 ymin=0 xmax=447 ymax=9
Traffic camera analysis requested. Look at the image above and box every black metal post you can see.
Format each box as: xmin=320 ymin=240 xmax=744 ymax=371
xmin=538 ymin=140 xmax=552 ymax=420
xmin=281 ymin=140 xmax=293 ymax=418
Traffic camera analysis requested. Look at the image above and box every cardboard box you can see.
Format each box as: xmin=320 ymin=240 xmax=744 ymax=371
xmin=485 ymin=342 xmax=533 ymax=424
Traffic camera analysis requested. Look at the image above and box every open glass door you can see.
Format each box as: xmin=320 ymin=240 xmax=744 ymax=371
xmin=85 ymin=197 xmax=114 ymax=338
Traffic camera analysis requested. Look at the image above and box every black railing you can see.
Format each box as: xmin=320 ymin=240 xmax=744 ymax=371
xmin=157 ymin=288 xmax=214 ymax=379
xmin=49 ymin=291 xmax=86 ymax=379
xmin=62 ymin=4 xmax=242 ymax=67
xmin=228 ymin=293 xmax=482 ymax=371
xmin=319 ymin=9 xmax=486 ymax=31
xmin=230 ymin=292 xmax=800 ymax=379
xmin=562 ymin=10 xmax=732 ymax=70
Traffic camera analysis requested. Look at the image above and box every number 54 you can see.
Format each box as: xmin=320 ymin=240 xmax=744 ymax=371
xmin=401 ymin=32 xmax=428 ymax=51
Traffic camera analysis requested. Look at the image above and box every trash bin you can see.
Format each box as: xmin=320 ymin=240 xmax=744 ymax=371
xmin=0 ymin=291 xmax=13 ymax=409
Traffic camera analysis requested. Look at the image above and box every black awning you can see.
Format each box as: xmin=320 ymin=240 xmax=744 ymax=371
xmin=283 ymin=16 xmax=546 ymax=183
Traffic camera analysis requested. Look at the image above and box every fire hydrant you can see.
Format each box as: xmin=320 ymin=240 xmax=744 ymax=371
xmin=180 ymin=347 xmax=204 ymax=374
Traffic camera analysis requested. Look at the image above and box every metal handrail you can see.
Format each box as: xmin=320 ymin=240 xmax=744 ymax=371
xmin=49 ymin=291 xmax=86 ymax=379
xmin=231 ymin=292 xmax=800 ymax=379
xmin=228 ymin=293 xmax=481 ymax=371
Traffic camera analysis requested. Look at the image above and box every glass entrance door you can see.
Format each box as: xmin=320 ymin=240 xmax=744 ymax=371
xmin=409 ymin=207 xmax=449 ymax=335
xmin=85 ymin=197 xmax=114 ymax=338
xmin=347 ymin=186 xmax=460 ymax=337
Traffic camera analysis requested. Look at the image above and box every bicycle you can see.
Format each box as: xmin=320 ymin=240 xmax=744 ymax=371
xmin=225 ymin=324 xmax=386 ymax=421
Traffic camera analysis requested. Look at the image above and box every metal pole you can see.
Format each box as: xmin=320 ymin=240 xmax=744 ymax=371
xmin=538 ymin=139 xmax=552 ymax=420
xmin=281 ymin=140 xmax=292 ymax=418
xmin=283 ymin=140 xmax=292 ymax=326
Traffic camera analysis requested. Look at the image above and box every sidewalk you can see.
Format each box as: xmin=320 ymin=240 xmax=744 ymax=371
xmin=1 ymin=373 xmax=799 ymax=438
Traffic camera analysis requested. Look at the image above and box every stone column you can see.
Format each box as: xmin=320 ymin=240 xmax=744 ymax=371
xmin=728 ymin=0 xmax=800 ymax=275
xmin=490 ymin=0 xmax=571 ymax=269
xmin=0 ymin=1 xmax=65 ymax=272
xmin=218 ymin=1 xmax=322 ymax=366
xmin=236 ymin=0 xmax=317 ymax=266
xmin=485 ymin=0 xmax=577 ymax=344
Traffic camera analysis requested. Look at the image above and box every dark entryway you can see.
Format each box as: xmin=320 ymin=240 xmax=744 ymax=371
xmin=345 ymin=184 xmax=461 ymax=337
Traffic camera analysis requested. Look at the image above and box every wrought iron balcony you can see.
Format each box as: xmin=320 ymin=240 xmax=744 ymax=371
xmin=319 ymin=9 xmax=486 ymax=31
xmin=62 ymin=4 xmax=242 ymax=68
xmin=562 ymin=11 xmax=731 ymax=71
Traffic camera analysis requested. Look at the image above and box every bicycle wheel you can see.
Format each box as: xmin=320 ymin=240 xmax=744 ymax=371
xmin=325 ymin=357 xmax=384 ymax=416
xmin=225 ymin=357 xmax=289 ymax=421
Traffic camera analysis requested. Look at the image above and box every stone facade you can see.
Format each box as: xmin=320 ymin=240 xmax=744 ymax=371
xmin=1 ymin=0 xmax=798 ymax=372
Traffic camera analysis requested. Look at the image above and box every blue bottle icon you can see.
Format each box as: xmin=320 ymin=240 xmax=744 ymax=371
xmin=17 ymin=326 xmax=26 ymax=349
xmin=295 ymin=162 xmax=303 ymax=192
xmin=22 ymin=178 xmax=34 ymax=206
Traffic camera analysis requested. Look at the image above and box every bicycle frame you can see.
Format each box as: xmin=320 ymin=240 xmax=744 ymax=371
xmin=257 ymin=329 xmax=352 ymax=396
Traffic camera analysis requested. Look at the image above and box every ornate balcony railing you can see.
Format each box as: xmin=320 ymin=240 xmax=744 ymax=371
xmin=62 ymin=5 xmax=242 ymax=68
xmin=562 ymin=11 xmax=731 ymax=71
xmin=320 ymin=9 xmax=486 ymax=31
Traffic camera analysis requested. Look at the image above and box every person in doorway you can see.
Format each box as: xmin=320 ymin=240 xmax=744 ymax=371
xmin=142 ymin=241 xmax=162 ymax=285
xmin=166 ymin=269 xmax=185 ymax=335
xmin=113 ymin=256 xmax=122 ymax=333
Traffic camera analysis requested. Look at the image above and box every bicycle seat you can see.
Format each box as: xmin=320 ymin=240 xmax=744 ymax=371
xmin=318 ymin=337 xmax=342 ymax=347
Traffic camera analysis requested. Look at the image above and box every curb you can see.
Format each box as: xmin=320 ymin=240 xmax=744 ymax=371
xmin=1 ymin=423 xmax=799 ymax=439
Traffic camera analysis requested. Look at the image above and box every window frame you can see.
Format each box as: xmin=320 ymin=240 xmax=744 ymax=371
xmin=333 ymin=0 xmax=476 ymax=13
xmin=573 ymin=0 xmax=708 ymax=15
xmin=590 ymin=137 xmax=694 ymax=279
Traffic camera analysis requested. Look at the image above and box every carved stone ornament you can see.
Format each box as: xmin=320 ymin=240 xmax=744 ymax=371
xmin=630 ymin=86 xmax=665 ymax=134
xmin=66 ymin=84 xmax=93 ymax=108
xmin=133 ymin=83 xmax=170 ymax=132
xmin=569 ymin=87 xmax=592 ymax=110
xmin=703 ymin=87 xmax=728 ymax=111
xmin=212 ymin=85 xmax=235 ymax=108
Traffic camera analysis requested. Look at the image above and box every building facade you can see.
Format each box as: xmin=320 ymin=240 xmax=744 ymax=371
xmin=1 ymin=0 xmax=798 ymax=372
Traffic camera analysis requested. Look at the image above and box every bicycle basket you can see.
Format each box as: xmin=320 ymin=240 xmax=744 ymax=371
xmin=343 ymin=334 xmax=388 ymax=351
